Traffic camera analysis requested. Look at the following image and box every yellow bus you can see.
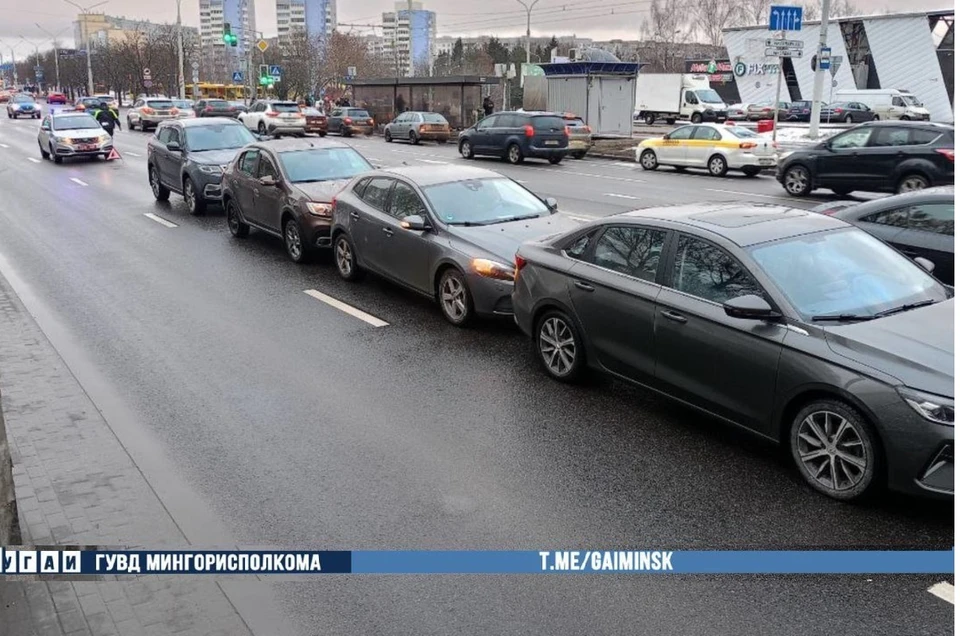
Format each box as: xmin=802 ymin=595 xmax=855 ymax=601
xmin=194 ymin=83 xmax=248 ymax=100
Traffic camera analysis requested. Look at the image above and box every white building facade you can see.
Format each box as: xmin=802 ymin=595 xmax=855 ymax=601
xmin=277 ymin=0 xmax=336 ymax=47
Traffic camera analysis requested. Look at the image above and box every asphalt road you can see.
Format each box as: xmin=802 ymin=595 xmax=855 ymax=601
xmin=0 ymin=115 xmax=952 ymax=635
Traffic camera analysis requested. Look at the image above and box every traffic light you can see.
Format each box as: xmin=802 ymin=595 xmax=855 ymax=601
xmin=222 ymin=23 xmax=237 ymax=46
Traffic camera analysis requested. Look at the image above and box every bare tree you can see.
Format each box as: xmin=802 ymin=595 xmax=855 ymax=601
xmin=802 ymin=0 xmax=859 ymax=20
xmin=734 ymin=0 xmax=771 ymax=27
xmin=691 ymin=0 xmax=745 ymax=47
xmin=639 ymin=0 xmax=694 ymax=72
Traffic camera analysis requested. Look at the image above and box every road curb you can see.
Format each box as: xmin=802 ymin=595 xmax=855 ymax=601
xmin=0 ymin=389 xmax=22 ymax=546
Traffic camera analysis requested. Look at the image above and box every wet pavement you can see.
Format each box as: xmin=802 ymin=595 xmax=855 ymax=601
xmin=0 ymin=115 xmax=952 ymax=635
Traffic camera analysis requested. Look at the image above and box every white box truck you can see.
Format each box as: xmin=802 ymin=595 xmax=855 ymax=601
xmin=634 ymin=74 xmax=729 ymax=126
xmin=834 ymin=89 xmax=931 ymax=121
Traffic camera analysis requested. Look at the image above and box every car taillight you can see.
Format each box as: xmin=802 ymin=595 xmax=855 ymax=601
xmin=834 ymin=108 xmax=842 ymax=114
xmin=739 ymin=142 xmax=757 ymax=149
xmin=936 ymin=149 xmax=954 ymax=162
xmin=419 ymin=124 xmax=426 ymax=133
xmin=524 ymin=124 xmax=534 ymax=137
xmin=142 ymin=106 xmax=155 ymax=115
xmin=344 ymin=117 xmax=353 ymax=124
xmin=585 ymin=125 xmax=592 ymax=133
xmin=170 ymin=107 xmax=179 ymax=115
xmin=803 ymin=109 xmax=810 ymax=113
xmin=205 ymin=106 xmax=213 ymax=111
xmin=514 ymin=254 xmax=527 ymax=274
xmin=563 ymin=126 xmax=570 ymax=136
xmin=267 ymin=112 xmax=279 ymax=117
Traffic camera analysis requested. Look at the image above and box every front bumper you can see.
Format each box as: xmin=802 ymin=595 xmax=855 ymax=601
xmin=189 ymin=169 xmax=226 ymax=201
xmin=53 ymin=138 xmax=113 ymax=156
xmin=12 ymin=108 xmax=40 ymax=117
xmin=700 ymin=110 xmax=727 ymax=122
xmin=467 ymin=273 xmax=515 ymax=317
xmin=874 ymin=399 xmax=954 ymax=498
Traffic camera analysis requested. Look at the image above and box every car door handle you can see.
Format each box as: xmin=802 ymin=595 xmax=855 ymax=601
xmin=349 ymin=211 xmax=360 ymax=220
xmin=382 ymin=227 xmax=394 ymax=237
xmin=573 ymin=281 xmax=595 ymax=292
xmin=661 ymin=310 xmax=688 ymax=324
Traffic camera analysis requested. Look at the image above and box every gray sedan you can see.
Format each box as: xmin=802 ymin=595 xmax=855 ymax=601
xmin=513 ymin=202 xmax=953 ymax=501
xmin=331 ymin=165 xmax=579 ymax=326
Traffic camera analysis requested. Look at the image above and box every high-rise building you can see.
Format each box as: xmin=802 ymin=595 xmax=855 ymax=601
xmin=73 ymin=13 xmax=199 ymax=49
xmin=277 ymin=0 xmax=336 ymax=47
xmin=382 ymin=1 xmax=436 ymax=76
xmin=199 ymin=0 xmax=257 ymax=60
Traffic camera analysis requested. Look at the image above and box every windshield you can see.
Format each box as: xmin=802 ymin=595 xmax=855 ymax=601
xmin=695 ymin=89 xmax=725 ymax=104
xmin=565 ymin=117 xmax=586 ymax=126
xmin=13 ymin=95 xmax=34 ymax=103
xmin=147 ymin=100 xmax=175 ymax=109
xmin=730 ymin=127 xmax=759 ymax=139
xmin=302 ymin=108 xmax=322 ymax=116
xmin=278 ymin=148 xmax=372 ymax=183
xmin=423 ymin=178 xmax=550 ymax=226
xmin=347 ymin=110 xmax=371 ymax=118
xmin=94 ymin=95 xmax=113 ymax=101
xmin=173 ymin=100 xmax=193 ymax=108
xmin=53 ymin=116 xmax=101 ymax=130
xmin=750 ymin=228 xmax=948 ymax=321
xmin=184 ymin=124 xmax=255 ymax=151
xmin=422 ymin=113 xmax=446 ymax=123
xmin=532 ymin=116 xmax=566 ymax=131
xmin=272 ymin=103 xmax=300 ymax=113
xmin=902 ymin=94 xmax=922 ymax=107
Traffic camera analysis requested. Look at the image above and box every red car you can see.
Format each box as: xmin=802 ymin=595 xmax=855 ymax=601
xmin=302 ymin=107 xmax=328 ymax=136
xmin=47 ymin=93 xmax=67 ymax=104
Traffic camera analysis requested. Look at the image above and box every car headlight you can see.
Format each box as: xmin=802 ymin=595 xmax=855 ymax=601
xmin=197 ymin=164 xmax=224 ymax=175
xmin=99 ymin=133 xmax=110 ymax=142
xmin=471 ymin=258 xmax=515 ymax=281
xmin=898 ymin=387 xmax=954 ymax=426
xmin=305 ymin=202 xmax=333 ymax=218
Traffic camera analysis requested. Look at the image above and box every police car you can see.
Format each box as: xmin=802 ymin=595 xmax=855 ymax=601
xmin=38 ymin=109 xmax=114 ymax=164
xmin=635 ymin=122 xmax=778 ymax=177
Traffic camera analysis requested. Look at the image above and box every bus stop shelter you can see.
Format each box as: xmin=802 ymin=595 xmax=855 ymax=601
xmin=347 ymin=76 xmax=500 ymax=130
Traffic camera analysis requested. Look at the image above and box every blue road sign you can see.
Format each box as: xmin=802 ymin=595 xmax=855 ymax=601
xmin=269 ymin=65 xmax=282 ymax=77
xmin=769 ymin=5 xmax=803 ymax=31
xmin=819 ymin=47 xmax=831 ymax=70
xmin=232 ymin=71 xmax=244 ymax=82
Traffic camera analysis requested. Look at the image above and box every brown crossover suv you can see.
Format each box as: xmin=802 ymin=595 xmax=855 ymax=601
xmin=222 ymin=138 xmax=374 ymax=262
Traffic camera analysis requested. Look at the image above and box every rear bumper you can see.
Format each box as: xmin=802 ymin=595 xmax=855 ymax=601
xmin=267 ymin=123 xmax=306 ymax=134
xmin=526 ymin=146 xmax=569 ymax=159
xmin=418 ymin=131 xmax=450 ymax=141
xmin=727 ymin=152 xmax=778 ymax=170
xmin=343 ymin=125 xmax=374 ymax=135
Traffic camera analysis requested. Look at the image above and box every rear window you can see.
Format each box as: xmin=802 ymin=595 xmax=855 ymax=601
xmin=422 ymin=113 xmax=447 ymax=123
xmin=147 ymin=100 xmax=174 ymax=109
xmin=730 ymin=127 xmax=760 ymax=139
xmin=271 ymin=102 xmax=300 ymax=113
xmin=208 ymin=100 xmax=229 ymax=107
xmin=348 ymin=109 xmax=371 ymax=118
xmin=565 ymin=117 xmax=586 ymax=126
xmin=531 ymin=116 xmax=566 ymax=132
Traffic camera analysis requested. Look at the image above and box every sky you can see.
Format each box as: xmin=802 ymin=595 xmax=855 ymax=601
xmin=2 ymin=0 xmax=954 ymax=54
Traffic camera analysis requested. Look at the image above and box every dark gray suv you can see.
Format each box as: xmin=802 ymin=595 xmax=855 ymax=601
xmin=513 ymin=202 xmax=954 ymax=501
xmin=147 ymin=118 xmax=256 ymax=214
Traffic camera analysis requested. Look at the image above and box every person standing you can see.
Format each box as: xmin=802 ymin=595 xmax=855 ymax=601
xmin=91 ymin=100 xmax=121 ymax=137
xmin=483 ymin=95 xmax=494 ymax=116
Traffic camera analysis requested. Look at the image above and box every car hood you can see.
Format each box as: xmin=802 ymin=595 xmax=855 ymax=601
xmin=189 ymin=148 xmax=244 ymax=165
xmin=823 ymin=298 xmax=954 ymax=397
xmin=52 ymin=128 xmax=105 ymax=137
xmin=292 ymin=179 xmax=351 ymax=203
xmin=446 ymin=214 xmax=581 ymax=263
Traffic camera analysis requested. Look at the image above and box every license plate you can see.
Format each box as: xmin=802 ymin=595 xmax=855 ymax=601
xmin=78 ymin=144 xmax=97 ymax=151
xmin=758 ymin=158 xmax=775 ymax=165
xmin=545 ymin=140 xmax=559 ymax=146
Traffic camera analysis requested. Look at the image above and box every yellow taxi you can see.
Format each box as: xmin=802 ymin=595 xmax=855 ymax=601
xmin=561 ymin=113 xmax=593 ymax=159
xmin=635 ymin=122 xmax=778 ymax=177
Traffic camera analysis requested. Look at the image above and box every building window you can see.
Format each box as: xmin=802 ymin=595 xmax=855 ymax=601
xmin=839 ymin=20 xmax=880 ymax=90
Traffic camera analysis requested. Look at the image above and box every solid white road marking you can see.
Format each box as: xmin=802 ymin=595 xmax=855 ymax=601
xmin=143 ymin=213 xmax=178 ymax=228
xmin=27 ymin=157 xmax=41 ymax=163
xmin=125 ymin=151 xmax=141 ymax=157
xmin=0 ymin=143 xmax=8 ymax=148
xmin=705 ymin=188 xmax=797 ymax=202
xmin=604 ymin=193 xmax=639 ymax=200
xmin=927 ymin=582 xmax=954 ymax=604
xmin=417 ymin=158 xmax=447 ymax=164
xmin=615 ymin=161 xmax=636 ymax=167
xmin=70 ymin=178 xmax=88 ymax=186
xmin=303 ymin=289 xmax=389 ymax=327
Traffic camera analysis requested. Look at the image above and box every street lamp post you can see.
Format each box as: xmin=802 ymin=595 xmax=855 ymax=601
xmin=36 ymin=25 xmax=71 ymax=92
xmin=63 ymin=0 xmax=108 ymax=96
xmin=176 ymin=0 xmax=185 ymax=99
xmin=0 ymin=41 xmax=19 ymax=87
xmin=19 ymin=37 xmax=42 ymax=90
xmin=514 ymin=0 xmax=540 ymax=65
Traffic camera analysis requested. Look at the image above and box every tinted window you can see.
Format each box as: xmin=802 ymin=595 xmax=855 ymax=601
xmin=278 ymin=147 xmax=373 ymax=183
xmin=532 ymin=116 xmax=565 ymax=131
xmin=157 ymin=127 xmax=175 ymax=144
xmin=423 ymin=178 xmax=550 ymax=225
xmin=907 ymin=203 xmax=954 ymax=235
xmin=692 ymin=126 xmax=721 ymax=141
xmin=830 ymin=128 xmax=872 ymax=149
xmin=477 ymin=116 xmax=496 ymax=130
xmin=422 ymin=113 xmax=447 ymax=123
xmin=347 ymin=109 xmax=370 ymax=118
xmin=390 ymin=182 xmax=427 ymax=220
xmin=672 ymin=235 xmax=763 ymax=303
xmin=590 ymin=227 xmax=666 ymax=282
xmin=910 ymin=129 xmax=942 ymax=145
xmin=258 ymin=156 xmax=278 ymax=179
xmin=239 ymin=150 xmax=259 ymax=175
xmin=497 ymin=114 xmax=520 ymax=128
xmin=862 ymin=208 xmax=909 ymax=228
xmin=352 ymin=178 xmax=370 ymax=197
xmin=361 ymin=178 xmax=393 ymax=211
xmin=666 ymin=126 xmax=695 ymax=141
xmin=52 ymin=115 xmax=100 ymax=130
xmin=271 ymin=102 xmax=300 ymax=113
xmin=871 ymin=127 xmax=913 ymax=147
xmin=146 ymin=100 xmax=175 ymax=109
xmin=564 ymin=232 xmax=595 ymax=260
xmin=184 ymin=123 xmax=255 ymax=151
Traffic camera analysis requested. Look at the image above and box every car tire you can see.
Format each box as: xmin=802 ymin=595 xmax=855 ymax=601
xmin=258 ymin=122 xmax=267 ymax=135
xmin=548 ymin=156 xmax=563 ymax=165
xmin=782 ymin=164 xmax=812 ymax=196
xmin=572 ymin=151 xmax=586 ymax=160
xmin=384 ymin=129 xmax=392 ymax=142
xmin=459 ymin=140 xmax=474 ymax=159
xmin=691 ymin=113 xmax=703 ymax=124
xmin=334 ymin=233 xmax=363 ymax=281
xmin=844 ymin=115 xmax=854 ymax=124
xmin=643 ymin=113 xmax=656 ymax=126
xmin=639 ymin=149 xmax=658 ymax=170
xmin=900 ymin=115 xmax=910 ymax=121
xmin=506 ymin=143 xmax=524 ymax=165
xmin=40 ymin=143 xmax=49 ymax=159
xmin=53 ymin=146 xmax=63 ymax=164
xmin=708 ymin=154 xmax=728 ymax=177
xmin=438 ymin=268 xmax=474 ymax=327
xmin=742 ymin=167 xmax=761 ymax=177
xmin=789 ymin=399 xmax=880 ymax=501
xmin=665 ymin=118 xmax=676 ymax=125
xmin=283 ymin=218 xmax=310 ymax=263
xmin=896 ymin=173 xmax=930 ymax=193
xmin=183 ymin=177 xmax=205 ymax=215
xmin=534 ymin=309 xmax=585 ymax=383
xmin=873 ymin=115 xmax=880 ymax=121
xmin=409 ymin=131 xmax=419 ymax=145
xmin=225 ymin=199 xmax=250 ymax=238
xmin=149 ymin=166 xmax=170 ymax=201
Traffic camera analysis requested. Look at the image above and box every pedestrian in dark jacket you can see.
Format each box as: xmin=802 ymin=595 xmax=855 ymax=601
xmin=483 ymin=96 xmax=494 ymax=116
xmin=92 ymin=100 xmax=121 ymax=136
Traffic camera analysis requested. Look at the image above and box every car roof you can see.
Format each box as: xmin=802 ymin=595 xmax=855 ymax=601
xmin=856 ymin=120 xmax=954 ymax=130
xmin=829 ymin=187 xmax=955 ymax=218
xmin=51 ymin=109 xmax=95 ymax=118
xmin=619 ymin=202 xmax=848 ymax=247
xmin=378 ymin=164 xmax=503 ymax=186
xmin=253 ymin=137 xmax=353 ymax=153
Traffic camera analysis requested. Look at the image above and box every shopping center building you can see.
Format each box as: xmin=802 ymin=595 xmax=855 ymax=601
xmin=720 ymin=9 xmax=954 ymax=122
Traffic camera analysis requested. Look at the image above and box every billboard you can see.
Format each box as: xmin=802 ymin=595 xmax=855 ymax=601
xmin=685 ymin=59 xmax=740 ymax=104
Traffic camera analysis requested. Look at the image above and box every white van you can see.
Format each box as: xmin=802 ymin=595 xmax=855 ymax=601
xmin=834 ymin=89 xmax=931 ymax=121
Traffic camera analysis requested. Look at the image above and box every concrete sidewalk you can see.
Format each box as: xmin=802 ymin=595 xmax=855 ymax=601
xmin=0 ymin=272 xmax=275 ymax=636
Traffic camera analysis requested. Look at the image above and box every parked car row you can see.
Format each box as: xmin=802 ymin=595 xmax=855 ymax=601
xmin=134 ymin=115 xmax=953 ymax=505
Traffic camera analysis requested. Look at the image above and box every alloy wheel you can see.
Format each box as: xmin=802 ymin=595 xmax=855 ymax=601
xmin=336 ymin=237 xmax=353 ymax=277
xmin=440 ymin=274 xmax=467 ymax=322
xmin=640 ymin=150 xmax=657 ymax=170
xmin=508 ymin=144 xmax=522 ymax=164
xmin=184 ymin=180 xmax=196 ymax=213
xmin=796 ymin=410 xmax=867 ymax=493
xmin=709 ymin=156 xmax=726 ymax=176
xmin=151 ymin=169 xmax=160 ymax=197
xmin=285 ymin=221 xmax=302 ymax=261
xmin=898 ymin=175 xmax=929 ymax=193
xmin=784 ymin=166 xmax=810 ymax=195
xmin=539 ymin=317 xmax=577 ymax=377
xmin=460 ymin=141 xmax=472 ymax=158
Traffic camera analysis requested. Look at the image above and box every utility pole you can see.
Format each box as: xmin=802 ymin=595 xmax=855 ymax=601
xmin=64 ymin=0 xmax=108 ymax=95
xmin=19 ymin=37 xmax=42 ymax=89
xmin=36 ymin=24 xmax=70 ymax=92
xmin=176 ymin=0 xmax=185 ymax=99
xmin=515 ymin=0 xmax=541 ymax=64
xmin=0 ymin=41 xmax=19 ymax=87
xmin=808 ymin=0 xmax=830 ymax=138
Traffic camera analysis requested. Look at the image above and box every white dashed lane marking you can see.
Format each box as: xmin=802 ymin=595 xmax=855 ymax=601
xmin=70 ymin=178 xmax=88 ymax=187
xmin=143 ymin=213 xmax=178 ymax=228
xmin=417 ymin=159 xmax=448 ymax=164
xmin=928 ymin=582 xmax=954 ymax=604
xmin=603 ymin=193 xmax=639 ymax=200
xmin=125 ymin=151 xmax=141 ymax=157
xmin=27 ymin=157 xmax=40 ymax=163
xmin=303 ymin=289 xmax=389 ymax=327
xmin=0 ymin=143 xmax=9 ymax=148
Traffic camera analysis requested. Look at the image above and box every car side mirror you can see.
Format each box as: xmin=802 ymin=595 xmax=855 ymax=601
xmin=544 ymin=196 xmax=559 ymax=212
xmin=166 ymin=141 xmax=181 ymax=152
xmin=259 ymin=175 xmax=278 ymax=187
xmin=400 ymin=214 xmax=431 ymax=231
xmin=723 ymin=294 xmax=781 ymax=320
xmin=41 ymin=124 xmax=50 ymax=130
xmin=914 ymin=256 xmax=935 ymax=273
xmin=256 ymin=134 xmax=271 ymax=142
